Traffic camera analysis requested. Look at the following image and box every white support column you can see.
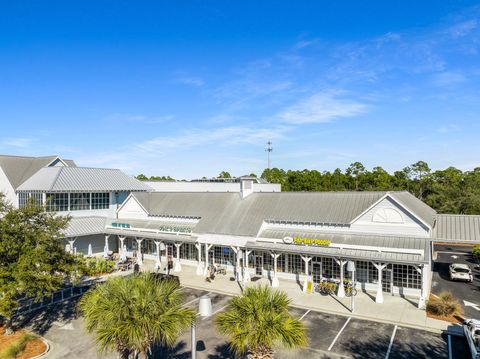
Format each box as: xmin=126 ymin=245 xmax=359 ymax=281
xmin=334 ymin=258 xmax=347 ymax=298
xmin=118 ymin=236 xmax=126 ymax=256
xmin=67 ymin=238 xmax=76 ymax=254
xmin=136 ymin=238 xmax=144 ymax=265
xmin=174 ymin=243 xmax=183 ymax=272
xmin=203 ymin=243 xmax=213 ymax=275
xmin=270 ymin=252 xmax=280 ymax=288
xmin=104 ymin=234 xmax=110 ymax=253
xmin=301 ymin=255 xmax=312 ymax=293
xmin=372 ymin=262 xmax=387 ymax=304
xmin=243 ymin=249 xmax=252 ymax=284
xmin=415 ymin=265 xmax=426 ymax=309
xmin=231 ymin=246 xmax=242 ymax=281
xmin=195 ymin=243 xmax=203 ymax=275
xmin=154 ymin=241 xmax=161 ymax=270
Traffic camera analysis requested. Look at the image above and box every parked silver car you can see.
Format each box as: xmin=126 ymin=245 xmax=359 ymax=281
xmin=464 ymin=319 xmax=480 ymax=359
xmin=449 ymin=263 xmax=473 ymax=282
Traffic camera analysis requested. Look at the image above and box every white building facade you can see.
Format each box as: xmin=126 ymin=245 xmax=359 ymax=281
xmin=4 ymin=153 xmax=479 ymax=309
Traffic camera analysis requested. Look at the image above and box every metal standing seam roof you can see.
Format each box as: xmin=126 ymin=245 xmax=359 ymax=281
xmin=388 ymin=192 xmax=437 ymax=227
xmin=16 ymin=166 xmax=151 ymax=192
xmin=0 ymin=155 xmax=76 ymax=189
xmin=245 ymin=240 xmax=427 ymax=264
xmin=104 ymin=228 xmax=197 ymax=243
xmin=62 ymin=216 xmax=107 ymax=237
xmin=433 ymin=214 xmax=480 ymax=242
xmin=131 ymin=191 xmax=435 ymax=238
xmin=259 ymin=228 xmax=430 ymax=252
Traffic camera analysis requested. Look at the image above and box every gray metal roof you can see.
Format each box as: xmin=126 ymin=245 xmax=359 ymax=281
xmin=17 ymin=167 xmax=151 ymax=192
xmin=389 ymin=192 xmax=437 ymax=227
xmin=104 ymin=228 xmax=197 ymax=243
xmin=0 ymin=155 xmax=76 ymax=189
xmin=62 ymin=216 xmax=107 ymax=237
xmin=132 ymin=191 xmax=434 ymax=237
xmin=433 ymin=214 xmax=480 ymax=243
xmin=259 ymin=228 xmax=430 ymax=252
xmin=245 ymin=240 xmax=427 ymax=264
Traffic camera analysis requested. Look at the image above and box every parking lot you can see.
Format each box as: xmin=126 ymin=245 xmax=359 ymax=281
xmin=163 ymin=287 xmax=470 ymax=359
xmin=432 ymin=244 xmax=480 ymax=320
xmin=36 ymin=284 xmax=470 ymax=359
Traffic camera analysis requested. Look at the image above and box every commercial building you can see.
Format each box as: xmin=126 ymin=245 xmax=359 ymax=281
xmin=1 ymin=154 xmax=479 ymax=309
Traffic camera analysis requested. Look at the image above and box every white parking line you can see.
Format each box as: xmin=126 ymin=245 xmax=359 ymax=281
xmin=448 ymin=335 xmax=452 ymax=359
xmin=384 ymin=325 xmax=398 ymax=359
xmin=300 ymin=309 xmax=310 ymax=321
xmin=182 ymin=292 xmax=212 ymax=307
xmin=328 ymin=317 xmax=351 ymax=351
xmin=436 ymin=251 xmax=468 ymax=256
xmin=208 ymin=304 xmax=228 ymax=317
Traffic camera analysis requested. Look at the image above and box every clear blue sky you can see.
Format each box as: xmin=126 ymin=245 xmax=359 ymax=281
xmin=1 ymin=1 xmax=480 ymax=178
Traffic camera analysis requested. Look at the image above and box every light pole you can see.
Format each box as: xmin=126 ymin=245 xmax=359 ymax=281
xmin=346 ymin=261 xmax=356 ymax=313
xmin=192 ymin=294 xmax=212 ymax=359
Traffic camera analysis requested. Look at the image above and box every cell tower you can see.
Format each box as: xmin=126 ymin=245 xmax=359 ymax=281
xmin=265 ymin=141 xmax=273 ymax=169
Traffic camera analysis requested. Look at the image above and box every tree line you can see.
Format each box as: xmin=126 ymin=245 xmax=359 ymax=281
xmin=138 ymin=160 xmax=480 ymax=215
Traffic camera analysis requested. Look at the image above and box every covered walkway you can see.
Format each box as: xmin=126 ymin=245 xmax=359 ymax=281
xmin=141 ymin=259 xmax=448 ymax=332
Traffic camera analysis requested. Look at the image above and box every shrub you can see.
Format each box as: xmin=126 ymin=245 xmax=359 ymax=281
xmin=426 ymin=291 xmax=462 ymax=317
xmin=0 ymin=333 xmax=37 ymax=359
xmin=75 ymin=255 xmax=116 ymax=277
xmin=472 ymin=245 xmax=480 ymax=260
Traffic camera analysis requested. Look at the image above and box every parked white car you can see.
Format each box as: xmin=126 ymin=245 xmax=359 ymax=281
xmin=449 ymin=263 xmax=473 ymax=282
xmin=464 ymin=319 xmax=480 ymax=359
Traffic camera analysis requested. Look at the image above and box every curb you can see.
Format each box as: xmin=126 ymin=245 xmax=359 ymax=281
xmin=181 ymin=282 xmax=450 ymax=334
xmin=29 ymin=336 xmax=51 ymax=359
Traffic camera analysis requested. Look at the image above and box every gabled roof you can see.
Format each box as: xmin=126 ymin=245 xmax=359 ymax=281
xmin=433 ymin=214 xmax=480 ymax=242
xmin=0 ymin=155 xmax=76 ymax=189
xmin=130 ymin=191 xmax=434 ymax=237
xmin=388 ymin=191 xmax=437 ymax=228
xmin=16 ymin=166 xmax=151 ymax=192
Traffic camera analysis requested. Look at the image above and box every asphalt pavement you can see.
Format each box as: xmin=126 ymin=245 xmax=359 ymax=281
xmin=32 ymin=287 xmax=470 ymax=359
xmin=432 ymin=244 xmax=480 ymax=320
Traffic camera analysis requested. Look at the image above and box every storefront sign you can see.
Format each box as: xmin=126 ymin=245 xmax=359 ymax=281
xmin=287 ymin=236 xmax=330 ymax=247
xmin=111 ymin=222 xmax=131 ymax=229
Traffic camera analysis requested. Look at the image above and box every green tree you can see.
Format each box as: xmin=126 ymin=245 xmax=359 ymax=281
xmin=79 ymin=274 xmax=196 ymax=359
xmin=218 ymin=171 xmax=232 ymax=179
xmin=216 ymin=285 xmax=307 ymax=359
xmin=346 ymin=162 xmax=366 ymax=191
xmin=0 ymin=195 xmax=74 ymax=334
xmin=136 ymin=174 xmax=148 ymax=181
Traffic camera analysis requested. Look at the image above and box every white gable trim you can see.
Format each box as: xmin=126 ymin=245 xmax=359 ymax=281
xmin=116 ymin=193 xmax=149 ymax=216
xmin=350 ymin=193 xmax=431 ymax=230
xmin=46 ymin=156 xmax=69 ymax=167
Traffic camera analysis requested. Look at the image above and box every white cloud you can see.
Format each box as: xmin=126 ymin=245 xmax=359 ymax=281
xmin=277 ymin=91 xmax=368 ymax=124
xmin=4 ymin=137 xmax=34 ymax=148
xmin=105 ymin=113 xmax=174 ymax=124
xmin=437 ymin=124 xmax=460 ymax=133
xmin=177 ymin=76 xmax=205 ymax=87
xmin=432 ymin=71 xmax=466 ymax=86
xmin=446 ymin=19 xmax=478 ymax=38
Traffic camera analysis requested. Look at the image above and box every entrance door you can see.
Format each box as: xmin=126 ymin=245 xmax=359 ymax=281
xmin=255 ymin=254 xmax=263 ymax=276
xmin=382 ymin=266 xmax=393 ymax=293
xmin=312 ymin=261 xmax=322 ymax=283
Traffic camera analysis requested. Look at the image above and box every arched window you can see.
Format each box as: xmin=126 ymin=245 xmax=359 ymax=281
xmin=372 ymin=208 xmax=404 ymax=223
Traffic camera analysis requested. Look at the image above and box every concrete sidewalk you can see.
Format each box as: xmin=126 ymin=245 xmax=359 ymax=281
xmin=142 ymin=260 xmax=453 ymax=333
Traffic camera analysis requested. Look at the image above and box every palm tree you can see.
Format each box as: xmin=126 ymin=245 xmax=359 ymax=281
xmin=79 ymin=274 xmax=196 ymax=358
xmin=215 ymin=285 xmax=307 ymax=359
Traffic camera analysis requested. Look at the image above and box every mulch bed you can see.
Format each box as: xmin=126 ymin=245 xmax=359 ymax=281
xmin=0 ymin=326 xmax=47 ymax=359
xmin=426 ymin=294 xmax=464 ymax=324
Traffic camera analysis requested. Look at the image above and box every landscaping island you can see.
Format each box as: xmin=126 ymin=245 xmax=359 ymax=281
xmin=0 ymin=327 xmax=47 ymax=359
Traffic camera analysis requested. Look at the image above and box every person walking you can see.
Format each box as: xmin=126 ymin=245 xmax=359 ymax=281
xmin=167 ymin=255 xmax=173 ymax=275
